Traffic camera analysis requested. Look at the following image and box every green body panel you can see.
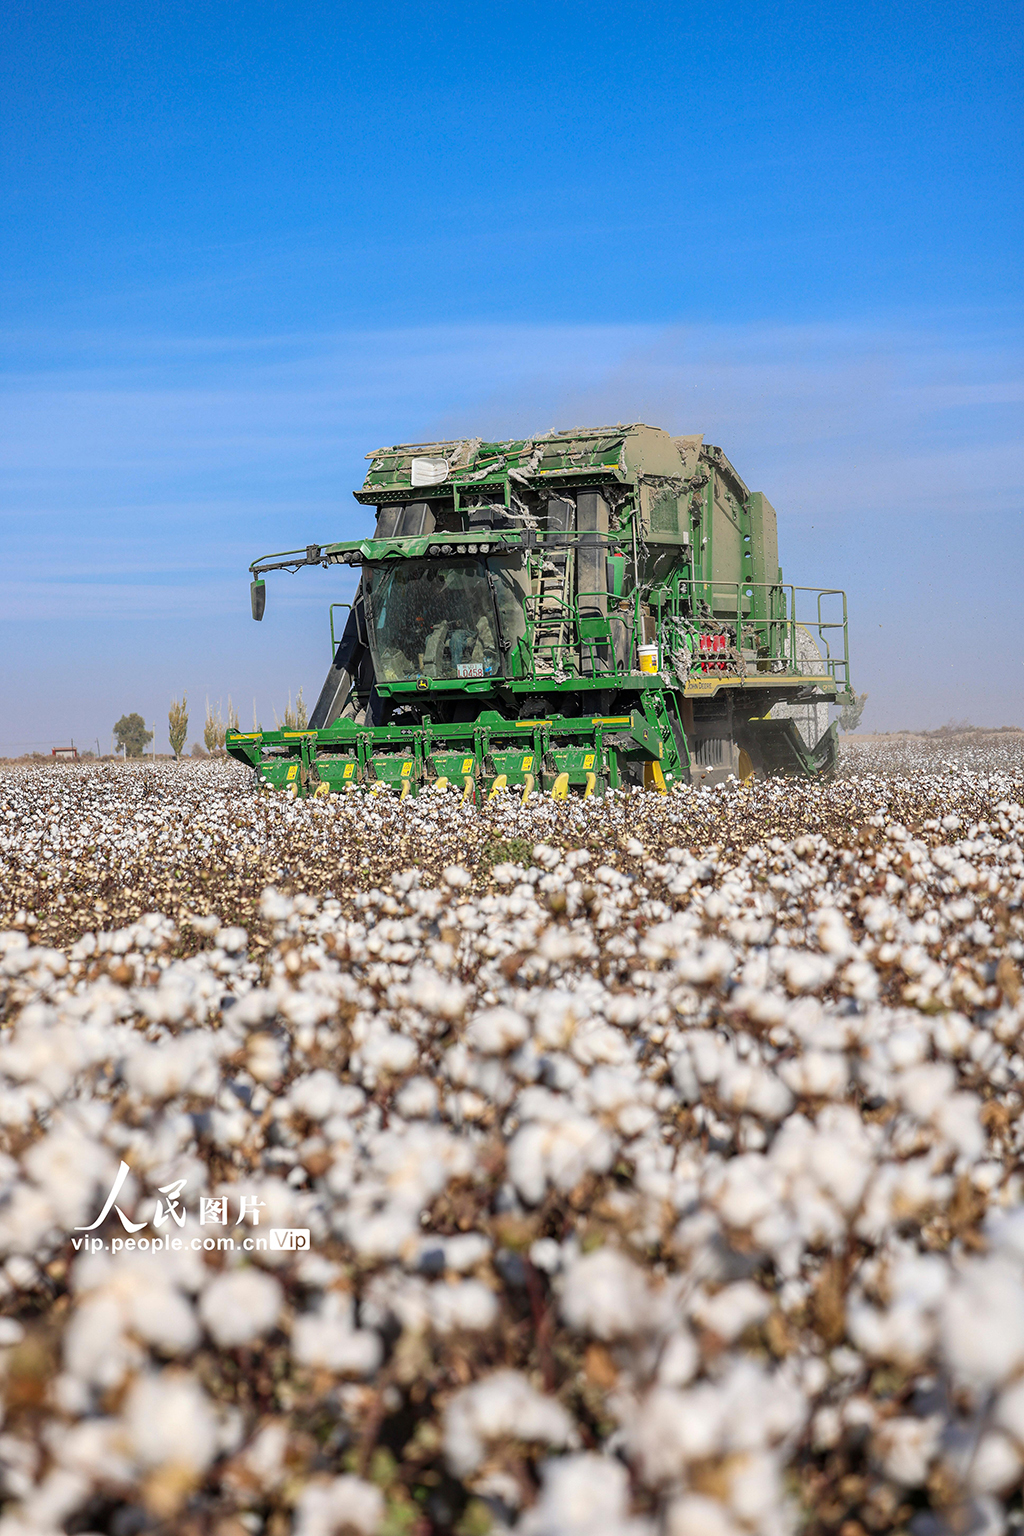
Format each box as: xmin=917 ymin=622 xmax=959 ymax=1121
xmin=232 ymin=424 xmax=853 ymax=797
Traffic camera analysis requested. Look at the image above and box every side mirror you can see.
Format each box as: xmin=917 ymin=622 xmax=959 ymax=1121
xmin=251 ymin=579 xmax=266 ymax=621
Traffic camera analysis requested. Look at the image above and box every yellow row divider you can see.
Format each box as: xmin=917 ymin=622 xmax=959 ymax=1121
xmin=644 ymin=760 xmax=668 ymax=794
xmin=551 ymin=772 xmax=569 ymax=800
xmin=521 ymin=773 xmax=534 ymax=804
xmin=487 ymin=774 xmax=507 ymax=802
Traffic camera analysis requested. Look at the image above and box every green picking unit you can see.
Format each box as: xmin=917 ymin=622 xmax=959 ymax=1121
xmin=227 ymin=425 xmax=852 ymax=798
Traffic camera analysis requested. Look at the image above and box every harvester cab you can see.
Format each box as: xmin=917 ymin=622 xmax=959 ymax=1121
xmin=228 ymin=425 xmax=853 ymax=799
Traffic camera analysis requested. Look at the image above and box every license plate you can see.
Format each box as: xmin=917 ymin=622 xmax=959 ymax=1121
xmin=456 ymin=662 xmax=485 ymax=678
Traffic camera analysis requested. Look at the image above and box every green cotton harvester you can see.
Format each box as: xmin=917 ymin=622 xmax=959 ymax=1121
xmin=227 ymin=425 xmax=853 ymax=799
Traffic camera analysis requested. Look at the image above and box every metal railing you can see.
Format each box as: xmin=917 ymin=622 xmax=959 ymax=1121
xmin=518 ymin=579 xmax=849 ymax=691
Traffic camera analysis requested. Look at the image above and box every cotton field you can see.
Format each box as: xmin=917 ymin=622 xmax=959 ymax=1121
xmin=0 ymin=739 xmax=1022 ymax=1536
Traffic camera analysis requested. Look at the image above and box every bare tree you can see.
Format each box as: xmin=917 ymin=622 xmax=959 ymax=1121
xmin=168 ymin=695 xmax=189 ymax=758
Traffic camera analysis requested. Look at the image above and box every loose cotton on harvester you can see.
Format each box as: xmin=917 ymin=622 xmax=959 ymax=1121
xmin=230 ymin=426 xmax=852 ymax=796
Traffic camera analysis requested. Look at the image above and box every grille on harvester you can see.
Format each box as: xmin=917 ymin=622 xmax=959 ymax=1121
xmin=694 ymin=738 xmax=731 ymax=767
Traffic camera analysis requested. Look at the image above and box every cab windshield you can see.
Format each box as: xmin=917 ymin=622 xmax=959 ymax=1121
xmin=366 ymin=559 xmax=502 ymax=683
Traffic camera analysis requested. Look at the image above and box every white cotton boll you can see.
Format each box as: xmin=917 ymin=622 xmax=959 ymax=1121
xmin=64 ymin=1293 xmax=143 ymax=1391
xmin=664 ymin=1494 xmax=742 ymax=1536
xmin=54 ymin=1416 xmax=133 ymax=1485
xmin=217 ymin=925 xmax=248 ymax=953
xmin=507 ymin=1115 xmax=614 ymax=1205
xmin=127 ymin=1280 xmax=201 ymax=1355
xmin=291 ymin=1293 xmax=382 ymax=1377
xmin=717 ymin=1360 xmax=807 ymax=1454
xmin=405 ymin=965 xmax=469 ymax=1020
xmin=465 ymin=1006 xmax=530 ymax=1054
xmin=689 ymin=1034 xmax=728 ymax=1086
xmin=443 ymin=1370 xmax=576 ymax=1477
xmin=941 ymin=1260 xmax=1024 ymax=1386
xmin=260 ymin=888 xmax=294 ymax=922
xmin=123 ymin=1370 xmax=218 ymax=1473
xmin=970 ymin=1431 xmax=1024 ymax=1493
xmin=670 ymin=1051 xmax=700 ymax=1104
xmin=22 ymin=1126 xmax=116 ymax=1230
xmin=560 ymin=1247 xmax=662 ymax=1340
xmin=199 ymin=1268 xmax=283 ymax=1347
xmin=427 ymin=1280 xmax=498 ymax=1333
xmin=812 ymin=1407 xmax=843 ymax=1451
xmin=675 ymin=940 xmax=736 ymax=986
xmin=442 ymin=864 xmax=472 ymax=887
xmin=12 ymin=1467 xmax=89 ymax=1533
xmin=293 ymin=1474 xmax=385 ymax=1536
xmin=855 ymin=1159 xmax=951 ymax=1242
xmin=692 ymin=1281 xmax=770 ymax=1343
xmin=361 ymin=1028 xmax=419 ymax=1077
xmin=287 ymin=1070 xmax=363 ymax=1123
xmin=394 ymin=1076 xmax=439 ymax=1118
xmin=806 ymin=1130 xmax=873 ymax=1214
xmin=782 ymin=951 xmax=836 ymax=994
xmin=871 ymin=1415 xmax=942 ymax=1486
xmin=847 ymin=1299 xmax=937 ymax=1371
xmin=123 ymin=1035 xmax=219 ymax=1101
xmin=994 ymin=1376 xmax=1024 ymax=1443
xmin=657 ymin=1329 xmax=699 ymax=1387
xmin=530 ymin=1238 xmax=564 ymax=1274
xmin=897 ymin=1062 xmax=956 ymax=1120
xmin=778 ymin=1051 xmax=849 ymax=1098
xmin=731 ymin=985 xmax=788 ymax=1027
xmin=717 ymin=1062 xmax=793 ymax=1122
xmin=439 ymin=1233 xmax=491 ymax=1272
xmin=247 ymin=1032 xmax=287 ymax=1085
xmin=815 ymin=907 xmax=853 ymax=958
xmin=630 ymin=1384 xmax=727 ymax=1481
xmin=705 ymin=1154 xmax=776 ymax=1229
xmin=519 ymin=1452 xmax=652 ymax=1536
xmin=725 ymin=1450 xmax=783 ymax=1524
xmin=241 ymin=1420 xmax=288 ymax=1489
xmin=933 ymin=1093 xmax=985 ymax=1160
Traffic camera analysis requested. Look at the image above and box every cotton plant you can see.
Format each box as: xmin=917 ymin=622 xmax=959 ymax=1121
xmin=0 ymin=743 xmax=1020 ymax=1532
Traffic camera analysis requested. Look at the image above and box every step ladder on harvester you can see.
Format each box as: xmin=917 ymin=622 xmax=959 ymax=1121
xmin=531 ymin=494 xmax=576 ymax=676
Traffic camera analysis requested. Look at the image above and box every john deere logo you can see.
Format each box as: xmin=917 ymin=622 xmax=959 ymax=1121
xmin=416 ymin=677 xmax=431 ymax=690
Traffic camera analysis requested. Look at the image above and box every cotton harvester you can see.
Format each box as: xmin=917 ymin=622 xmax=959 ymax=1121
xmin=227 ymin=426 xmax=852 ymax=798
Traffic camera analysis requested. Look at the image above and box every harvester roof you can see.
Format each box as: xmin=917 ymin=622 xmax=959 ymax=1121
xmin=354 ymin=423 xmax=748 ymax=505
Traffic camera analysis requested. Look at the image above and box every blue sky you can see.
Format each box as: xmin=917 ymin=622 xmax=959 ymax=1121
xmin=1 ymin=0 xmax=1021 ymax=751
